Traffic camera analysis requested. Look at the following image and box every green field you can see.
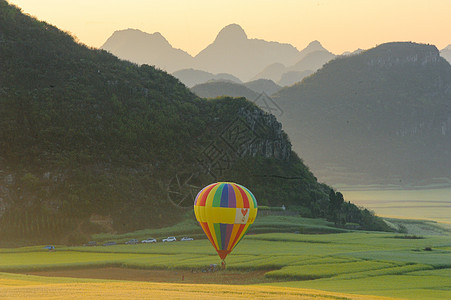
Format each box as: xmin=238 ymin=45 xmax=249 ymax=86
xmin=1 ymin=218 xmax=450 ymax=299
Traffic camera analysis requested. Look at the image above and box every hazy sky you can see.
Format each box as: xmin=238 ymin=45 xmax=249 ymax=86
xmin=7 ymin=0 xmax=451 ymax=56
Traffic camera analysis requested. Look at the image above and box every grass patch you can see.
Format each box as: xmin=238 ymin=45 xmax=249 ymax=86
xmin=270 ymin=274 xmax=451 ymax=299
xmin=347 ymin=249 xmax=451 ymax=267
xmin=336 ymin=264 xmax=434 ymax=279
xmin=0 ymin=251 xmax=146 ymax=272
xmin=409 ymin=268 xmax=451 ymax=277
xmin=265 ymin=260 xmax=394 ymax=281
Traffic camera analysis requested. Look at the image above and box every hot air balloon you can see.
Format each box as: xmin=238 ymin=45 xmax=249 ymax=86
xmin=194 ymin=182 xmax=258 ymax=265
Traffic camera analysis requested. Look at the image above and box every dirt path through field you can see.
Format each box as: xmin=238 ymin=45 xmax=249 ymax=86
xmin=24 ymin=267 xmax=275 ymax=285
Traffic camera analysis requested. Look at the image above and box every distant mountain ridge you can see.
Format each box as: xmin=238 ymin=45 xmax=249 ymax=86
xmin=244 ymin=79 xmax=282 ymax=95
xmin=190 ymin=79 xmax=282 ymax=101
xmin=191 ymin=24 xmax=302 ymax=80
xmin=101 ymin=28 xmax=192 ymax=72
xmin=441 ymin=44 xmax=451 ymax=64
xmin=172 ymin=69 xmax=241 ymax=88
xmin=101 ymin=24 xmax=337 ymax=84
xmin=101 ymin=25 xmax=450 ymax=89
xmin=249 ymin=41 xmax=336 ymax=86
xmin=273 ymin=42 xmax=451 ymax=186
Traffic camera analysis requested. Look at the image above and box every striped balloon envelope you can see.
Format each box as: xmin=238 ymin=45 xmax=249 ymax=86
xmin=194 ymin=182 xmax=258 ymax=261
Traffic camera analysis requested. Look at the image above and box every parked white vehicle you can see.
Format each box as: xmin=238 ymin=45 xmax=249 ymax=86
xmin=181 ymin=237 xmax=193 ymax=241
xmin=141 ymin=238 xmax=157 ymax=243
xmin=162 ymin=236 xmax=176 ymax=242
xmin=125 ymin=239 xmax=139 ymax=245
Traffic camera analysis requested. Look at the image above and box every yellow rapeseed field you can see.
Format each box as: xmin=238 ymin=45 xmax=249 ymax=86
xmin=0 ymin=275 xmax=397 ymax=300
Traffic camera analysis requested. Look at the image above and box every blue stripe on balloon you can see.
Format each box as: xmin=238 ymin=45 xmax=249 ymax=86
xmin=220 ymin=223 xmax=228 ymax=250
xmin=224 ymin=223 xmax=234 ymax=249
xmin=220 ymin=183 xmax=229 ymax=207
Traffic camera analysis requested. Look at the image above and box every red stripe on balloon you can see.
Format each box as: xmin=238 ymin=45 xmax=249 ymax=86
xmin=200 ymin=222 xmax=217 ymax=251
xmin=229 ymin=223 xmax=246 ymax=250
xmin=236 ymin=185 xmax=249 ymax=208
xmin=197 ymin=183 xmax=218 ymax=207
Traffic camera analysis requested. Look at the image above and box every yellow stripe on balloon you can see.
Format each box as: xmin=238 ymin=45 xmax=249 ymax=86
xmin=227 ymin=223 xmax=241 ymax=251
xmin=198 ymin=203 xmax=206 ymax=223
xmin=206 ymin=221 xmax=219 ymax=250
xmin=241 ymin=188 xmax=254 ymax=209
xmin=204 ymin=184 xmax=221 ymax=207
xmin=193 ymin=205 xmax=201 ymax=221
xmin=196 ymin=207 xmax=237 ymax=223
xmin=232 ymin=184 xmax=244 ymax=207
xmin=194 ymin=206 xmax=258 ymax=223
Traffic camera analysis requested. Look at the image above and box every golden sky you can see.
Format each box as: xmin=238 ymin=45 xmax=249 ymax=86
xmin=7 ymin=0 xmax=451 ymax=56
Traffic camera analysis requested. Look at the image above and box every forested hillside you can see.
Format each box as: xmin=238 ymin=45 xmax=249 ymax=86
xmin=274 ymin=42 xmax=451 ymax=185
xmin=191 ymin=81 xmax=259 ymax=100
xmin=0 ymin=1 xmax=388 ymax=245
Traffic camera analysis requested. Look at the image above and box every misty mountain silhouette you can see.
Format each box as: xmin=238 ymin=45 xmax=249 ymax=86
xmin=172 ymin=69 xmax=241 ymax=88
xmin=441 ymin=44 xmax=451 ymax=64
xmin=101 ymin=24 xmax=318 ymax=82
xmin=297 ymin=40 xmax=329 ymax=60
xmin=278 ymin=70 xmax=314 ymax=87
xmin=193 ymin=24 xmax=301 ymax=81
xmin=244 ymin=79 xmax=282 ymax=95
xmin=191 ymin=80 xmax=259 ymax=100
xmin=190 ymin=78 xmax=282 ymax=100
xmin=101 ymin=28 xmax=192 ymax=72
xmin=213 ymin=23 xmax=248 ymax=43
xmin=289 ymin=50 xmax=336 ymax=73
xmin=274 ymin=42 xmax=451 ymax=186
xmin=252 ymin=41 xmax=336 ymax=86
xmin=251 ymin=63 xmax=287 ymax=83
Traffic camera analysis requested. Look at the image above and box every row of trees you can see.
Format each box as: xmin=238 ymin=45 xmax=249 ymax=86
xmin=327 ymin=190 xmax=391 ymax=231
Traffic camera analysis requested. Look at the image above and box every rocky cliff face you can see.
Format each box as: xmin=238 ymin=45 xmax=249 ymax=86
xmin=238 ymin=107 xmax=291 ymax=161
